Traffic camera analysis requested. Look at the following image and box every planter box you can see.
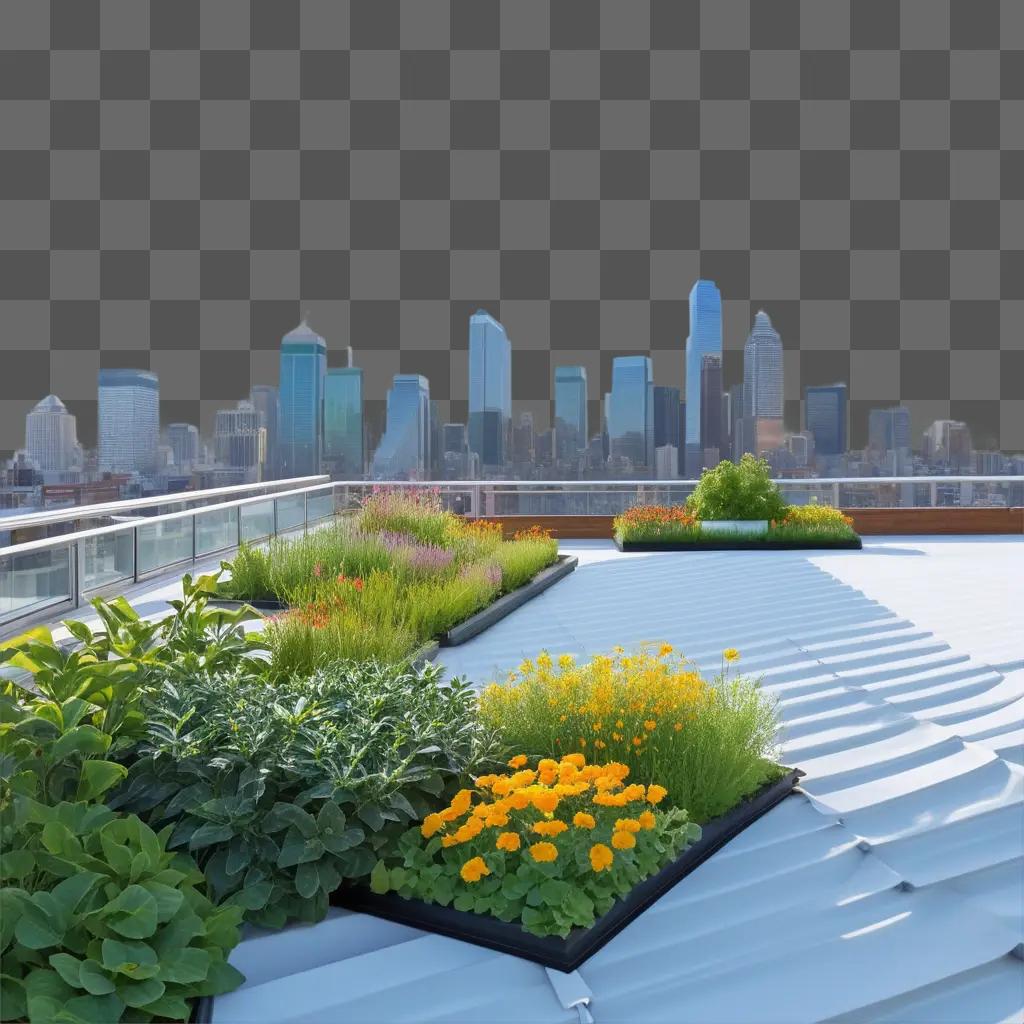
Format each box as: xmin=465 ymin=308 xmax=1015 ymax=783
xmin=614 ymin=536 xmax=862 ymax=552
xmin=331 ymin=768 xmax=803 ymax=972
xmin=440 ymin=554 xmax=577 ymax=646
xmin=699 ymin=519 xmax=768 ymax=536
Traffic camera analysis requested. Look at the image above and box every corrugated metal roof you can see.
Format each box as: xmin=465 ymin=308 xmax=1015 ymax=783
xmin=194 ymin=539 xmax=1024 ymax=1021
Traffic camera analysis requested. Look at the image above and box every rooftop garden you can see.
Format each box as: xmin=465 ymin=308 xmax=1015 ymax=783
xmin=614 ymin=455 xmax=861 ymax=550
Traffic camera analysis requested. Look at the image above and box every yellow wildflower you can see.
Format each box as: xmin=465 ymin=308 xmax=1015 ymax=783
xmin=638 ymin=810 xmax=657 ymax=830
xmin=420 ymin=813 xmax=444 ymax=838
xmin=589 ymin=843 xmax=614 ymax=872
xmin=573 ymin=812 xmax=596 ymax=829
xmin=611 ymin=830 xmax=636 ymax=850
xmin=507 ymin=754 xmax=528 ymax=769
xmin=723 ymin=648 xmax=740 ymax=663
xmin=495 ymin=832 xmax=521 ymax=852
xmin=460 ymin=856 xmax=490 ymax=883
xmin=532 ymin=820 xmax=568 ymax=837
xmin=529 ymin=841 xmax=558 ymax=863
xmin=614 ymin=818 xmax=642 ymax=833
xmin=646 ymin=784 xmax=668 ymax=805
xmin=531 ymin=790 xmax=560 ymax=814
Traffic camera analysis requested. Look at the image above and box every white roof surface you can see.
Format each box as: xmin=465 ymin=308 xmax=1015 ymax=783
xmin=32 ymin=537 xmax=1024 ymax=1022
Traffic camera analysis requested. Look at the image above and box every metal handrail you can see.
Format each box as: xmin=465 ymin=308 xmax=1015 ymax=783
xmin=328 ymin=476 xmax=1024 ymax=486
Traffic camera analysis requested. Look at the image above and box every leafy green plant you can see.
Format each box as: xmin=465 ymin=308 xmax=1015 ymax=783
xmin=685 ymin=455 xmax=788 ymax=522
xmin=113 ymin=660 xmax=502 ymax=929
xmin=492 ymin=532 xmax=559 ymax=592
xmin=354 ymin=487 xmax=459 ymax=546
xmin=1 ymin=807 xmax=243 ymax=1024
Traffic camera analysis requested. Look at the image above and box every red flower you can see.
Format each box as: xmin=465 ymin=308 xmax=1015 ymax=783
xmin=353 ymin=578 xmax=364 ymax=591
xmin=313 ymin=563 xmax=322 ymax=577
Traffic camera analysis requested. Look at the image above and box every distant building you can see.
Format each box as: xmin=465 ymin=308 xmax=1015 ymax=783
xmin=468 ymin=310 xmax=512 ymax=472
xmin=513 ymin=412 xmax=535 ymax=465
xmin=323 ymin=368 xmax=364 ymax=478
xmin=787 ymin=431 xmax=815 ymax=468
xmin=441 ymin=422 xmax=471 ymax=478
xmin=250 ymin=385 xmax=278 ymax=479
xmin=371 ymin=375 xmax=430 ymax=479
xmin=684 ymin=279 xmax=722 ymax=476
xmin=608 ymin=356 xmax=654 ymax=473
xmin=653 ymin=386 xmax=681 ymax=454
xmin=554 ymin=366 xmax=588 ymax=461
xmin=922 ymin=419 xmax=973 ymax=472
xmin=214 ymin=401 xmax=264 ymax=480
xmin=743 ymin=310 xmax=784 ymax=420
xmin=98 ymin=369 xmax=160 ymax=474
xmin=868 ymin=406 xmax=911 ymax=454
xmin=278 ymin=320 xmax=327 ymax=478
xmin=165 ymin=423 xmax=199 ymax=473
xmin=655 ymin=444 xmax=679 ymax=479
xmin=699 ymin=354 xmax=723 ymax=468
xmin=805 ymin=384 xmax=848 ymax=457
xmin=25 ymin=395 xmax=79 ymax=472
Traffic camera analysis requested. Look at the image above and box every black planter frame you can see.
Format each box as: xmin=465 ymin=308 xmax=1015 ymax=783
xmin=614 ymin=536 xmax=862 ymax=552
xmin=332 ymin=768 xmax=803 ymax=972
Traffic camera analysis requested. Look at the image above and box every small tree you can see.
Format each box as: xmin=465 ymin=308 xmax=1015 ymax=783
xmin=685 ymin=455 xmax=788 ymax=522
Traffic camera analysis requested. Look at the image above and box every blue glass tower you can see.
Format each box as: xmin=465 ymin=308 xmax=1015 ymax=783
xmin=805 ymin=384 xmax=848 ymax=456
xmin=684 ymin=280 xmax=722 ymax=476
xmin=371 ymin=374 xmax=430 ymax=479
xmin=278 ymin=320 xmax=327 ymax=478
xmin=554 ymin=365 xmax=588 ymax=461
xmin=743 ymin=310 xmax=784 ymax=419
xmin=323 ymin=368 xmax=364 ymax=478
xmin=468 ymin=310 xmax=512 ymax=471
xmin=608 ymin=356 xmax=654 ymax=473
xmin=97 ymin=369 xmax=160 ymax=474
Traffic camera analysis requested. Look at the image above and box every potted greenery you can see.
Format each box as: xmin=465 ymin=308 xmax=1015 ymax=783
xmin=684 ymin=455 xmax=788 ymax=536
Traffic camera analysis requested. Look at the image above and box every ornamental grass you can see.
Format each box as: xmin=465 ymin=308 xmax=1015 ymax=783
xmin=478 ymin=646 xmax=780 ymax=824
xmin=372 ymin=754 xmax=700 ymax=938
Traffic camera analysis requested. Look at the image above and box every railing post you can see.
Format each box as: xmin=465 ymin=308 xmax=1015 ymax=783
xmin=832 ymin=482 xmax=840 ymax=508
xmin=72 ymin=542 xmax=81 ymax=610
xmin=133 ymin=526 xmax=139 ymax=583
xmin=303 ymin=493 xmax=309 ymax=533
xmin=930 ymin=482 xmax=937 ymax=507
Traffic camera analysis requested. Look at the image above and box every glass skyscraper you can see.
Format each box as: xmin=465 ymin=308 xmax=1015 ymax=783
xmin=805 ymin=384 xmax=848 ymax=456
xmin=371 ymin=374 xmax=430 ymax=479
xmin=250 ymin=384 xmax=278 ymax=479
xmin=98 ymin=369 xmax=159 ymax=474
xmin=608 ymin=356 xmax=654 ymax=472
xmin=278 ymin=320 xmax=327 ymax=478
xmin=684 ymin=280 xmax=722 ymax=476
xmin=323 ymin=368 xmax=364 ymax=478
xmin=554 ymin=365 xmax=588 ymax=461
xmin=25 ymin=395 xmax=79 ymax=472
xmin=743 ymin=310 xmax=784 ymax=419
xmin=468 ymin=310 xmax=511 ymax=471
xmin=868 ymin=406 xmax=911 ymax=452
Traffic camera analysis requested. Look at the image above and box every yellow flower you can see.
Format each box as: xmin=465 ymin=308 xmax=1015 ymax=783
xmin=614 ymin=818 xmax=642 ymax=833
xmin=460 ymin=856 xmax=491 ymax=883
xmin=611 ymin=733 xmax=621 ymax=742
xmin=420 ymin=813 xmax=444 ymax=838
xmin=495 ymin=831 xmax=521 ymax=852
xmin=592 ymin=721 xmax=602 ymax=731
xmin=658 ymin=643 xmax=674 ymax=656
xmin=507 ymin=754 xmax=528 ymax=769
xmin=613 ymin=646 xmax=625 ymax=654
xmin=538 ymin=758 xmax=559 ymax=772
xmin=643 ymin=720 xmax=656 ymax=731
xmin=558 ymin=654 xmax=575 ymax=668
xmin=531 ymin=790 xmax=560 ymax=814
xmin=449 ymin=789 xmax=473 ymax=816
xmin=528 ymin=841 xmax=558 ymax=863
xmin=475 ymin=774 xmax=499 ymax=788
xmin=615 ymin=720 xmax=624 ymax=729
xmin=674 ymin=722 xmax=682 ymax=731
xmin=484 ymin=812 xmax=510 ymax=828
xmin=622 ymin=784 xmax=646 ymax=802
xmin=723 ymin=648 xmax=740 ymax=663
xmin=589 ymin=843 xmax=614 ymax=872
xmin=573 ymin=812 xmax=596 ymax=829
xmin=638 ymin=810 xmax=657 ymax=830
xmin=508 ymin=791 xmax=531 ymax=810
xmin=594 ymin=739 xmax=606 ymax=749
xmin=611 ymin=830 xmax=636 ymax=850
xmin=532 ymin=820 xmax=568 ymax=837
xmin=646 ymin=784 xmax=668 ymax=805
xmin=561 ymin=753 xmax=586 ymax=769
xmin=632 ymin=737 xmax=642 ymax=747
xmin=593 ymin=791 xmax=628 ymax=807
xmin=579 ymin=738 xmax=587 ymax=748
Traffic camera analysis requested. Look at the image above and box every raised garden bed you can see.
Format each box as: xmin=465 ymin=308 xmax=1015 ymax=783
xmin=615 ymin=536 xmax=862 ymax=552
xmin=331 ymin=767 xmax=803 ymax=971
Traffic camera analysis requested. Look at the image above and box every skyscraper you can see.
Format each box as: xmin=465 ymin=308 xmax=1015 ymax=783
xmin=652 ymin=386 xmax=681 ymax=451
xmin=323 ymin=368 xmax=364 ymax=478
xmin=278 ymin=320 xmax=327 ymax=478
xmin=868 ymin=406 xmax=912 ymax=453
xmin=165 ymin=423 xmax=199 ymax=472
xmin=98 ymin=369 xmax=159 ymax=474
xmin=608 ymin=356 xmax=654 ymax=472
xmin=468 ymin=310 xmax=512 ymax=472
xmin=699 ymin=354 xmax=723 ymax=467
xmin=250 ymin=385 xmax=278 ymax=479
xmin=25 ymin=395 xmax=79 ymax=472
xmin=214 ymin=400 xmax=264 ymax=476
xmin=371 ymin=375 xmax=430 ymax=479
xmin=805 ymin=384 xmax=848 ymax=456
xmin=684 ymin=280 xmax=722 ymax=477
xmin=554 ymin=366 xmax=588 ymax=461
xmin=743 ymin=310 xmax=784 ymax=419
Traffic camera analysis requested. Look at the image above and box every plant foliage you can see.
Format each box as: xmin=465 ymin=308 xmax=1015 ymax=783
xmin=685 ymin=455 xmax=788 ymax=522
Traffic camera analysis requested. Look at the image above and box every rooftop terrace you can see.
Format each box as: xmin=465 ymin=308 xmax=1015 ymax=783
xmin=10 ymin=533 xmax=1023 ymax=1023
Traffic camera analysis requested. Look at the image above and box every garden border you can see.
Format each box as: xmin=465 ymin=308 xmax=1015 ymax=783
xmin=331 ymin=768 xmax=803 ymax=972
xmin=613 ymin=537 xmax=862 ymax=552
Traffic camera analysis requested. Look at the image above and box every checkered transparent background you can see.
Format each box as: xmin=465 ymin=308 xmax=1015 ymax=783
xmin=1 ymin=0 xmax=1022 ymax=457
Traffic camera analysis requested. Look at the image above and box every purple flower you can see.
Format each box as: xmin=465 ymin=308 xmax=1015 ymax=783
xmin=405 ymin=544 xmax=455 ymax=574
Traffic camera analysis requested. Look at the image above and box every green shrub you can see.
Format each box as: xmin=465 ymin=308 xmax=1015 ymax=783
xmin=115 ymin=660 xmax=502 ymax=929
xmin=492 ymin=536 xmax=559 ymax=593
xmin=685 ymin=455 xmax=788 ymax=522
xmin=354 ymin=487 xmax=460 ymax=547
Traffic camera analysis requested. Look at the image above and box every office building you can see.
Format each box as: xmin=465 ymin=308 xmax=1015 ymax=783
xmin=98 ymin=369 xmax=160 ymax=475
xmin=25 ymin=395 xmax=79 ymax=472
xmin=653 ymin=386 xmax=681 ymax=452
xmin=513 ymin=412 xmax=536 ymax=465
xmin=165 ymin=423 xmax=199 ymax=472
xmin=868 ymin=406 xmax=912 ymax=454
xmin=323 ymin=368 xmax=364 ymax=478
xmin=278 ymin=320 xmax=327 ymax=478
xmin=922 ymin=420 xmax=973 ymax=472
xmin=250 ymin=385 xmax=278 ymax=479
xmin=684 ymin=280 xmax=722 ymax=477
xmin=554 ymin=366 xmax=588 ymax=461
xmin=736 ymin=416 xmax=785 ymax=460
xmin=608 ymin=356 xmax=654 ymax=472
xmin=805 ymin=384 xmax=848 ymax=457
xmin=371 ymin=375 xmax=430 ymax=479
xmin=699 ymin=354 xmax=723 ymax=468
xmin=468 ymin=310 xmax=512 ymax=471
xmin=743 ymin=310 xmax=784 ymax=420
xmin=214 ymin=400 xmax=264 ymax=476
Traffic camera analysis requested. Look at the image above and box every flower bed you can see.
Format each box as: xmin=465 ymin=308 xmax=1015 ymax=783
xmin=614 ymin=458 xmax=862 ymax=551
xmin=216 ymin=489 xmax=571 ymax=676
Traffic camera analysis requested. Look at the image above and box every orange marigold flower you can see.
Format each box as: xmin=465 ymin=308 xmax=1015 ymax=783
xmin=622 ymin=784 xmax=646 ymax=802
xmin=614 ymin=818 xmax=642 ymax=833
xmin=484 ymin=812 xmax=510 ymax=828
xmin=538 ymin=768 xmax=558 ymax=786
xmin=532 ymin=820 xmax=569 ymax=837
xmin=420 ymin=813 xmax=444 ymax=838
xmin=594 ymin=739 xmax=606 ymax=749
xmin=573 ymin=812 xmax=596 ymax=829
xmin=589 ymin=843 xmax=614 ymax=872
xmin=643 ymin=720 xmax=657 ymax=732
xmin=508 ymin=754 xmax=528 ymax=769
xmin=611 ymin=830 xmax=636 ymax=850
xmin=528 ymin=841 xmax=559 ymax=863
xmin=632 ymin=737 xmax=643 ymax=747
xmin=475 ymin=774 xmax=499 ymax=788
xmin=638 ymin=810 xmax=657 ymax=830
xmin=561 ymin=753 xmax=586 ymax=769
xmin=538 ymin=758 xmax=559 ymax=772
xmin=646 ymin=784 xmax=668 ymax=805
xmin=449 ymin=789 xmax=473 ymax=816
xmin=593 ymin=792 xmax=628 ymax=807
xmin=460 ymin=856 xmax=491 ymax=883
xmin=508 ymin=791 xmax=531 ymax=810
xmin=531 ymin=790 xmax=560 ymax=814
xmin=495 ymin=832 xmax=521 ymax=852
xmin=441 ymin=836 xmax=459 ymax=848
